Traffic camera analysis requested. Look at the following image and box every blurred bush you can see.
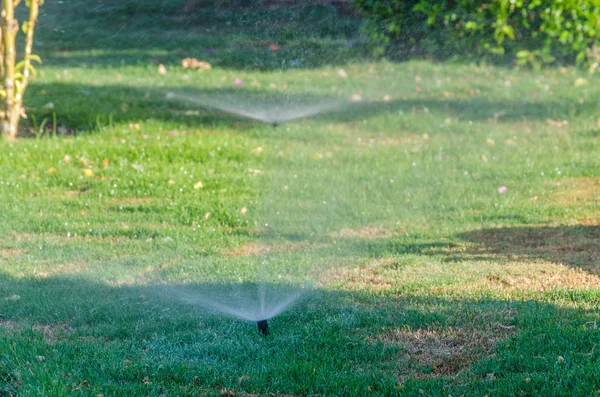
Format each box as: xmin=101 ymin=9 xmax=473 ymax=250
xmin=354 ymin=0 xmax=600 ymax=69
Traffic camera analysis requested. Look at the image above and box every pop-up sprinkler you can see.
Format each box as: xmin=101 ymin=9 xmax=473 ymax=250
xmin=257 ymin=319 xmax=269 ymax=336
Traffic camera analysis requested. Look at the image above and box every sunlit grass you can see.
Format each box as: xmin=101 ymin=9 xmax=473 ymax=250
xmin=0 ymin=1 xmax=599 ymax=396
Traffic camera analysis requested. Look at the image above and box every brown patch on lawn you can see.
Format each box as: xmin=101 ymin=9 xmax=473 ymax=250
xmin=577 ymin=217 xmax=600 ymax=226
xmin=433 ymin=260 xmax=600 ymax=294
xmin=0 ymin=320 xmax=19 ymax=331
xmin=0 ymin=248 xmax=25 ymax=259
xmin=462 ymin=223 xmax=599 ymax=276
xmin=552 ymin=177 xmax=600 ymax=206
xmin=330 ymin=225 xmax=400 ymax=240
xmin=320 ymin=258 xmax=401 ymax=290
xmin=34 ymin=262 xmax=87 ymax=278
xmin=107 ymin=197 xmax=155 ymax=206
xmin=378 ymin=324 xmax=513 ymax=379
xmin=33 ymin=322 xmax=75 ymax=345
xmin=224 ymin=241 xmax=320 ymax=257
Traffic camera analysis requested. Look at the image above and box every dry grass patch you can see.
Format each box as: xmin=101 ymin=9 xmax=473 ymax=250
xmin=462 ymin=224 xmax=600 ymax=275
xmin=330 ymin=224 xmax=400 ymax=240
xmin=433 ymin=260 xmax=600 ymax=294
xmin=0 ymin=248 xmax=25 ymax=259
xmin=224 ymin=241 xmax=321 ymax=257
xmin=34 ymin=262 xmax=87 ymax=278
xmin=107 ymin=197 xmax=156 ymax=205
xmin=320 ymin=258 xmax=401 ymax=291
xmin=552 ymin=177 xmax=600 ymax=206
xmin=377 ymin=324 xmax=514 ymax=379
xmin=0 ymin=320 xmax=19 ymax=331
xmin=33 ymin=322 xmax=75 ymax=345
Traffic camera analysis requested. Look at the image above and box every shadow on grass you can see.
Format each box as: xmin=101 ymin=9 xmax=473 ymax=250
xmin=1 ymin=274 xmax=600 ymax=395
xmin=34 ymin=0 xmax=365 ymax=70
xmin=458 ymin=225 xmax=600 ymax=276
xmin=25 ymin=82 xmax=591 ymax=134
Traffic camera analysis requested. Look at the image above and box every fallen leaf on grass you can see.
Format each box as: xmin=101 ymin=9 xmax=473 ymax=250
xmin=46 ymin=168 xmax=57 ymax=175
xmin=194 ymin=181 xmax=204 ymax=189
xmin=240 ymin=207 xmax=247 ymax=215
xmin=181 ymin=58 xmax=212 ymax=70
xmin=158 ymin=64 xmax=167 ymax=75
xmin=81 ymin=169 xmax=94 ymax=178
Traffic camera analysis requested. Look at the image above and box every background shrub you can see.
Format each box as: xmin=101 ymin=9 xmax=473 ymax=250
xmin=355 ymin=0 xmax=600 ymax=69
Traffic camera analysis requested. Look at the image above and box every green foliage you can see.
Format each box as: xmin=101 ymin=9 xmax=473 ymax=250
xmin=355 ymin=0 xmax=600 ymax=68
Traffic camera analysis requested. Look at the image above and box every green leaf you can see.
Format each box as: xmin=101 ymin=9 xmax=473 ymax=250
xmin=28 ymin=54 xmax=42 ymax=64
xmin=502 ymin=25 xmax=515 ymax=39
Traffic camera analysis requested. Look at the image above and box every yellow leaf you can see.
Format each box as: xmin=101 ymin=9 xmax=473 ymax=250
xmin=46 ymin=167 xmax=57 ymax=175
xmin=194 ymin=181 xmax=204 ymax=189
xmin=81 ymin=169 xmax=94 ymax=177
xmin=181 ymin=58 xmax=212 ymax=71
xmin=574 ymin=78 xmax=588 ymax=87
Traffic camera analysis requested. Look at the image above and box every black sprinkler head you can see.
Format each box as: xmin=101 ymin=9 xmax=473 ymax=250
xmin=257 ymin=320 xmax=269 ymax=336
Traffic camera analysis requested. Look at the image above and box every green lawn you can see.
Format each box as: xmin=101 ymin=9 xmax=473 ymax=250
xmin=1 ymin=1 xmax=599 ymax=396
